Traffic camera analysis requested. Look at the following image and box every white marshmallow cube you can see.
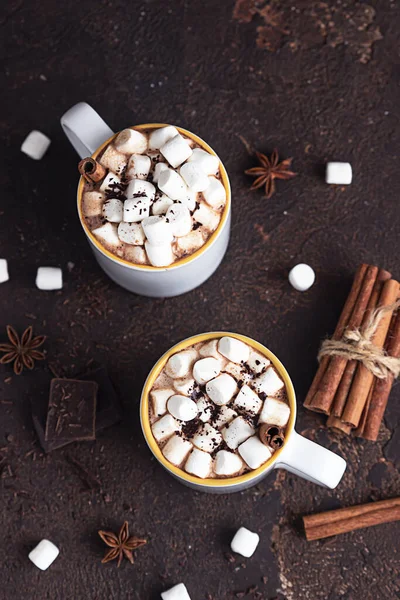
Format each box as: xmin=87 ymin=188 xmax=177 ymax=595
xmin=175 ymin=230 xmax=205 ymax=256
xmin=152 ymin=162 xmax=169 ymax=183
xmin=326 ymin=162 xmax=352 ymax=185
xmin=206 ymin=374 xmax=238 ymax=406
xmin=259 ymin=397 xmax=290 ymax=427
xmin=214 ymin=450 xmax=243 ymax=476
xmin=142 ymin=215 xmax=173 ymax=246
xmin=165 ymin=350 xmax=197 ymax=378
xmin=187 ymin=148 xmax=219 ymax=175
xmin=99 ymin=171 xmax=121 ymax=193
xmin=118 ymin=222 xmax=145 ymax=245
xmin=149 ymin=125 xmax=179 ymax=150
xmin=36 ymin=267 xmax=62 ymax=291
xmin=173 ymin=378 xmax=195 ymax=395
xmin=161 ymin=582 xmax=192 ymax=600
xmin=179 ymin=189 xmax=197 ymax=211
xmin=223 ymin=362 xmax=252 ymax=385
xmin=192 ymin=202 xmax=219 ymax=232
xmin=92 ymin=223 xmax=120 ymax=248
xmin=158 ymin=169 xmax=188 ymax=201
xmin=162 ymin=434 xmax=193 ymax=466
xmin=152 ymin=414 xmax=180 ymax=442
xmin=202 ymin=177 xmax=226 ymax=209
xmin=231 ymin=527 xmax=259 ymax=558
xmin=161 ymin=134 xmax=193 ymax=168
xmin=199 ymin=339 xmax=223 ymax=360
xmin=238 ymin=436 xmax=272 ymax=469
xmin=124 ymin=245 xmax=147 ymax=264
xmin=193 ymin=357 xmax=221 ymax=385
xmin=288 ymin=263 xmax=315 ymax=292
xmin=196 ymin=397 xmax=213 ymax=422
xmin=192 ymin=423 xmax=222 ymax=453
xmin=126 ymin=179 xmax=156 ymax=202
xmin=145 ymin=241 xmax=174 ymax=267
xmin=28 ymin=539 xmax=59 ymax=570
xmin=222 ymin=417 xmax=254 ymax=450
xmin=102 ymin=198 xmax=124 ymax=223
xmin=123 ymin=197 xmax=151 ymax=223
xmin=114 ymin=128 xmax=148 ymax=154
xmin=99 ymin=145 xmax=127 ymax=174
xmin=185 ymin=448 xmax=212 ymax=479
xmin=180 ymin=162 xmax=209 ymax=192
xmin=21 ymin=131 xmax=51 ymax=160
xmin=247 ymin=350 xmax=270 ymax=374
xmin=218 ymin=337 xmax=250 ymax=364
xmin=152 ymin=194 xmax=174 ymax=215
xmin=82 ymin=191 xmax=104 ymax=217
xmin=234 ymin=385 xmax=262 ymax=415
xmin=126 ymin=153 xmax=151 ymax=180
xmin=167 ymin=395 xmax=198 ymax=422
xmin=253 ymin=367 xmax=284 ymax=396
xmin=166 ymin=204 xmax=192 ymax=237
xmin=0 ymin=259 xmax=9 ymax=284
xmin=212 ymin=405 xmax=237 ymax=428
xmin=150 ymin=388 xmax=175 ymax=417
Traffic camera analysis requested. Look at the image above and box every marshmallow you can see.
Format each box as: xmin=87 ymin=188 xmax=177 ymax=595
xmin=192 ymin=202 xmax=220 ymax=232
xmin=123 ymin=197 xmax=151 ymax=223
xmin=167 ymin=395 xmax=198 ymax=422
xmin=102 ymin=198 xmax=124 ymax=223
xmin=199 ymin=339 xmax=223 ymax=360
xmin=223 ymin=362 xmax=252 ymax=385
xmin=114 ymin=128 xmax=148 ymax=154
xmin=158 ymin=169 xmax=188 ymax=201
xmin=82 ymin=191 xmax=104 ymax=217
xmin=36 ymin=267 xmax=62 ymax=291
xmin=231 ymin=527 xmax=259 ymax=558
xmin=152 ymin=414 xmax=180 ymax=442
xmin=149 ymin=125 xmax=179 ymax=150
xmin=165 ymin=350 xmax=197 ymax=378
xmin=222 ymin=417 xmax=254 ymax=450
xmin=162 ymin=434 xmax=193 ymax=466
xmin=99 ymin=171 xmax=121 ymax=193
xmin=21 ymin=130 xmax=51 ymax=160
xmin=238 ymin=436 xmax=272 ymax=469
xmin=192 ymin=423 xmax=222 ymax=453
xmin=126 ymin=153 xmax=151 ymax=180
xmin=145 ymin=241 xmax=174 ymax=267
xmin=161 ymin=582 xmax=192 ymax=600
xmin=174 ymin=230 xmax=205 ymax=257
xmin=234 ymin=385 xmax=262 ymax=415
xmin=288 ymin=263 xmax=315 ymax=292
xmin=0 ymin=259 xmax=9 ymax=284
xmin=166 ymin=204 xmax=192 ymax=237
xmin=178 ymin=189 xmax=197 ymax=211
xmin=212 ymin=405 xmax=237 ymax=428
xmin=152 ymin=194 xmax=174 ymax=215
xmin=253 ymin=367 xmax=284 ymax=396
xmin=142 ymin=216 xmax=173 ymax=245
xmin=185 ymin=448 xmax=212 ymax=479
xmin=173 ymin=378 xmax=195 ymax=395
xmin=218 ymin=337 xmax=250 ymax=364
xmin=202 ymin=177 xmax=226 ymax=209
xmin=150 ymin=387 xmax=175 ymax=416
xmin=160 ymin=134 xmax=193 ymax=168
xmin=206 ymin=374 xmax=238 ymax=406
xmin=92 ymin=223 xmax=120 ymax=247
xmin=118 ymin=222 xmax=145 ymax=245
xmin=193 ymin=357 xmax=221 ymax=385
xmin=326 ymin=162 xmax=352 ymax=185
xmin=126 ymin=178 xmax=156 ymax=202
xmin=99 ymin=145 xmax=127 ymax=174
xmin=259 ymin=397 xmax=290 ymax=427
xmin=187 ymin=148 xmax=219 ymax=175
xmin=247 ymin=350 xmax=270 ymax=374
xmin=196 ymin=397 xmax=213 ymax=422
xmin=152 ymin=161 xmax=169 ymax=183
xmin=124 ymin=245 xmax=147 ymax=264
xmin=214 ymin=450 xmax=243 ymax=476
xmin=180 ymin=162 xmax=209 ymax=192
xmin=28 ymin=539 xmax=59 ymax=570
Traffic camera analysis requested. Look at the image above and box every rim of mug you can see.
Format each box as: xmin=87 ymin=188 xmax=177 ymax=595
xmin=140 ymin=332 xmax=297 ymax=488
xmin=77 ymin=124 xmax=231 ymax=271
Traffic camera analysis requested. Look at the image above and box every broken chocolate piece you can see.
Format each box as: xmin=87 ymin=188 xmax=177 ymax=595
xmin=78 ymin=366 xmax=122 ymax=431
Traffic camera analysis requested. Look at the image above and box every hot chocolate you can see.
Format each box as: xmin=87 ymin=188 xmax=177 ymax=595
xmin=80 ymin=125 xmax=227 ymax=267
xmin=149 ymin=336 xmax=291 ymax=480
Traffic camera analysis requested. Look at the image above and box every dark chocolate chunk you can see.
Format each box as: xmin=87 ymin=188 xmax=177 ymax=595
xmin=78 ymin=366 xmax=123 ymax=432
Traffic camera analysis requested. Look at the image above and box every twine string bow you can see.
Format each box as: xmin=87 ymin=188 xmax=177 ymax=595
xmin=318 ymin=300 xmax=400 ymax=379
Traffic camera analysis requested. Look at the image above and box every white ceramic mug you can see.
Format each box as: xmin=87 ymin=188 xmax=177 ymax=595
xmin=140 ymin=332 xmax=347 ymax=494
xmin=60 ymin=102 xmax=231 ymax=297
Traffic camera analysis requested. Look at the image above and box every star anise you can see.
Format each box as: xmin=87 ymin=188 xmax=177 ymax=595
xmin=98 ymin=521 xmax=147 ymax=567
xmin=0 ymin=326 xmax=46 ymax=375
xmin=245 ymin=149 xmax=297 ymax=198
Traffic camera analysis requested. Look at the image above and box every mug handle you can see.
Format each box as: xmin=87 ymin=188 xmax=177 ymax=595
xmin=274 ymin=429 xmax=346 ymax=489
xmin=60 ymin=102 xmax=114 ymax=158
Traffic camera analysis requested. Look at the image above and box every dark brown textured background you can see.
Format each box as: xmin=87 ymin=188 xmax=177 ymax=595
xmin=1 ymin=1 xmax=399 ymax=598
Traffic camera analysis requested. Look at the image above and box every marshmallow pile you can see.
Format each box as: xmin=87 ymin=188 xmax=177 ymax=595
xmin=150 ymin=336 xmax=290 ymax=479
xmin=82 ymin=126 xmax=227 ymax=267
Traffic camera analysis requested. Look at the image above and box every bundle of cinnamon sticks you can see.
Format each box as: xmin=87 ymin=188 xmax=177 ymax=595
xmin=304 ymin=264 xmax=400 ymax=440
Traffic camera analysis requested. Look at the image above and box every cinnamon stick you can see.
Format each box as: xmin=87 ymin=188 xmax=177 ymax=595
xmin=303 ymin=497 xmax=400 ymax=541
xmin=78 ymin=157 xmax=106 ymax=183
xmin=354 ymin=384 xmax=374 ymax=438
xmin=326 ymin=414 xmax=352 ymax=435
xmin=342 ymin=279 xmax=400 ymax=427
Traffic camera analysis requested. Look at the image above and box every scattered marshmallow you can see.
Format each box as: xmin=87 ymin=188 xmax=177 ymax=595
xmin=202 ymin=176 xmax=226 ymax=209
xmin=161 ymin=582 xmax=192 ymax=600
xmin=258 ymin=397 xmax=290 ymax=427
xmin=82 ymin=191 xmax=104 ymax=217
xmin=36 ymin=267 xmax=62 ymax=291
xmin=231 ymin=527 xmax=259 ymax=558
xmin=158 ymin=169 xmax=188 ymax=200
xmin=192 ymin=202 xmax=220 ymax=232
xmin=193 ymin=357 xmax=221 ymax=385
xmin=92 ymin=223 xmax=120 ymax=247
xmin=187 ymin=148 xmax=219 ymax=175
xmin=167 ymin=395 xmax=198 ymax=422
xmin=192 ymin=423 xmax=222 ymax=453
xmin=199 ymin=339 xmax=223 ymax=360
xmin=214 ymin=450 xmax=243 ymax=476
xmin=99 ymin=144 xmax=127 ymax=174
xmin=149 ymin=125 xmax=179 ymax=150
xmin=238 ymin=436 xmax=272 ymax=469
xmin=234 ymin=385 xmax=262 ymax=415
xmin=152 ymin=162 xmax=169 ymax=183
xmin=28 ymin=539 xmax=59 ymax=571
xmin=123 ymin=197 xmax=151 ymax=223
xmin=152 ymin=194 xmax=174 ymax=215
xmin=150 ymin=388 xmax=175 ymax=417
xmin=99 ymin=171 xmax=121 ymax=193
xmin=173 ymin=378 xmax=195 ymax=395
xmin=142 ymin=215 xmax=173 ymax=246
xmin=124 ymin=245 xmax=147 ymax=264
xmin=162 ymin=434 xmax=193 ymax=466
xmin=126 ymin=153 xmax=151 ymax=180
xmin=166 ymin=204 xmax=192 ymax=237
xmin=218 ymin=337 xmax=250 ymax=364
xmin=212 ymin=405 xmax=237 ymax=428
xmin=326 ymin=162 xmax=352 ymax=185
xmin=102 ymin=198 xmax=124 ymax=223
xmin=185 ymin=448 xmax=212 ymax=479
xmin=165 ymin=350 xmax=197 ymax=378
xmin=114 ymin=128 xmax=148 ymax=154
xmin=152 ymin=414 xmax=180 ymax=442
xmin=222 ymin=416 xmax=254 ymax=450
xmin=288 ymin=263 xmax=315 ymax=292
xmin=180 ymin=162 xmax=209 ymax=192
xmin=161 ymin=134 xmax=193 ymax=168
xmin=247 ymin=350 xmax=270 ymax=374
xmin=145 ymin=241 xmax=174 ymax=267
xmin=118 ymin=222 xmax=145 ymax=245
xmin=196 ymin=397 xmax=213 ymax=422
xmin=0 ymin=259 xmax=9 ymax=284
xmin=126 ymin=178 xmax=156 ymax=202
xmin=253 ymin=367 xmax=284 ymax=396
xmin=21 ymin=130 xmax=51 ymax=160
xmin=174 ymin=230 xmax=205 ymax=257
xmin=206 ymin=374 xmax=238 ymax=406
